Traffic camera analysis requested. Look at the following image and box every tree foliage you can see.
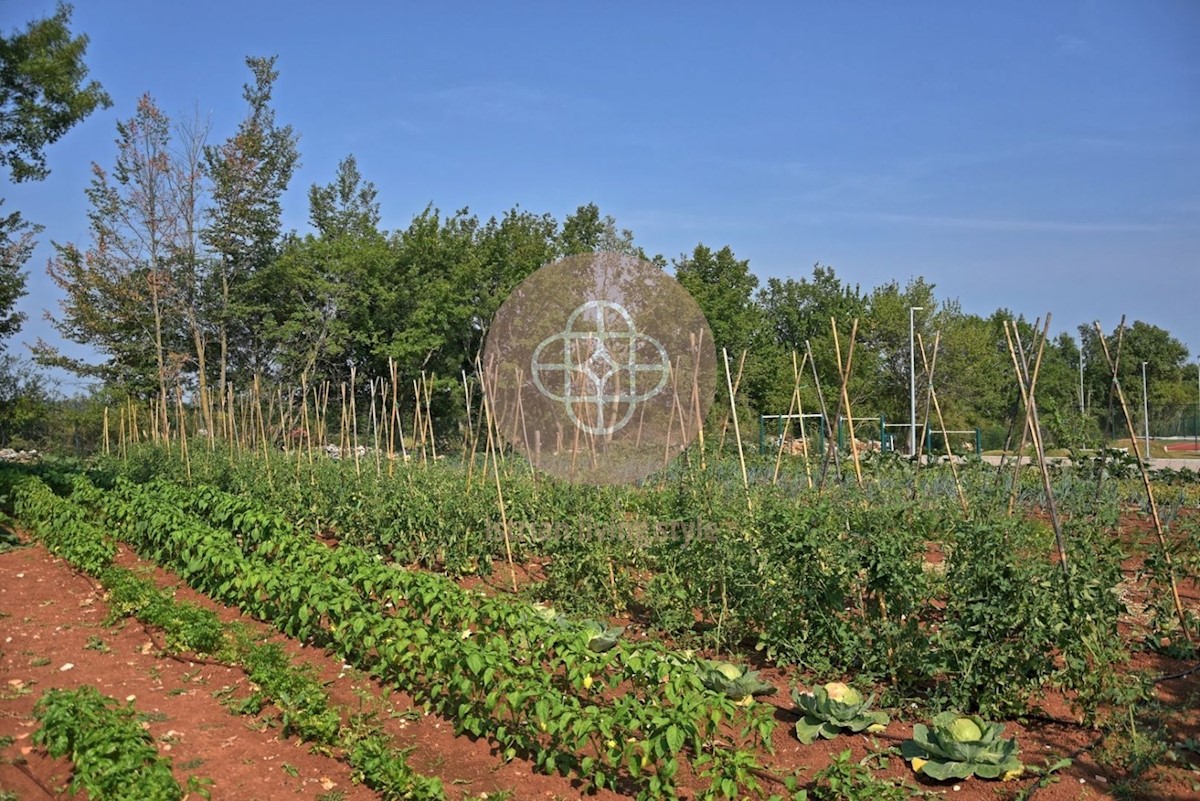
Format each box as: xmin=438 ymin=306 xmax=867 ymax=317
xmin=0 ymin=2 xmax=109 ymax=355
xmin=0 ymin=2 xmax=110 ymax=182
xmin=30 ymin=52 xmax=1197 ymax=450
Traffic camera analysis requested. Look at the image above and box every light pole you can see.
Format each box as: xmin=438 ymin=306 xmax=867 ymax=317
xmin=909 ymin=306 xmax=923 ymax=455
xmin=1142 ymin=361 xmax=1150 ymax=457
xmin=1079 ymin=347 xmax=1085 ymax=415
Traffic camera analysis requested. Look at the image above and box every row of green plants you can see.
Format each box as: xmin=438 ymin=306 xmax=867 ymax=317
xmin=9 ymin=472 xmax=445 ymax=800
xmin=12 ymin=457 xmax=1184 ymax=796
xmin=98 ymin=444 xmax=1162 ymax=721
xmin=32 ymin=686 xmax=210 ymax=801
xmin=36 ymin=468 xmax=778 ymax=799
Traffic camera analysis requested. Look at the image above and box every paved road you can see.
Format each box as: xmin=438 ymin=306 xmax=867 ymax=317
xmin=978 ymin=454 xmax=1200 ymax=471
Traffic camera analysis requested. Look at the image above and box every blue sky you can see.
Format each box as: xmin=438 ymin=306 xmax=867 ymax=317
xmin=5 ymin=1 xmax=1199 ymax=390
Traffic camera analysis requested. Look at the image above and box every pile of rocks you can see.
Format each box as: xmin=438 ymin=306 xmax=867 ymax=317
xmin=0 ymin=448 xmax=40 ymax=464
xmin=321 ymin=444 xmax=370 ymax=460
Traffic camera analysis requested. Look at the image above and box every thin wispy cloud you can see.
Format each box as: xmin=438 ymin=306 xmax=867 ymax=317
xmin=622 ymin=207 xmax=765 ymax=234
xmin=861 ymin=212 xmax=1170 ymax=233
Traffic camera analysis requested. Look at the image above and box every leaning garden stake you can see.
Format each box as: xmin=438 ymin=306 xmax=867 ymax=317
xmin=1093 ymin=321 xmax=1194 ymax=644
xmin=917 ymin=332 xmax=968 ymax=515
xmin=717 ymin=349 xmax=747 ymax=457
xmin=1005 ymin=320 xmax=1049 ymax=516
xmin=831 ymin=318 xmax=864 ymax=489
xmin=806 ymin=339 xmax=843 ymax=485
xmin=723 ymin=347 xmax=752 ymax=510
xmin=1094 ymin=318 xmax=1126 ymax=503
xmin=1004 ymin=318 xmax=1070 ymax=582
xmin=478 ymin=356 xmax=519 ymax=592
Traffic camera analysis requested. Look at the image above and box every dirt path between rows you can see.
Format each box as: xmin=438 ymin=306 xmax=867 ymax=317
xmin=0 ymin=539 xmax=620 ymax=801
xmin=4 ymin=529 xmax=1199 ymax=801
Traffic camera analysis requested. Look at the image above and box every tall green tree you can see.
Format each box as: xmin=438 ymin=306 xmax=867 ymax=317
xmin=0 ymin=2 xmax=110 ymax=182
xmin=202 ymin=55 xmax=299 ymax=396
xmin=673 ymin=244 xmax=759 ymax=358
xmin=1081 ymin=320 xmax=1191 ymax=436
xmin=474 ymin=206 xmax=558 ymax=342
xmin=757 ymin=266 xmax=869 ymax=419
xmin=860 ymin=277 xmax=938 ymax=425
xmin=39 ymin=95 xmax=188 ymax=425
xmin=307 ymin=154 xmax=379 ymax=239
xmin=249 ymin=155 xmax=389 ymax=388
xmin=0 ymin=201 xmax=35 ymax=344
xmin=0 ymin=2 xmax=109 ymax=350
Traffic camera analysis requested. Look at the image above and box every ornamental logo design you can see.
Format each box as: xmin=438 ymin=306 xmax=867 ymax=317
xmin=530 ymin=300 xmax=670 ymax=436
xmin=481 ymin=252 xmax=717 ymax=485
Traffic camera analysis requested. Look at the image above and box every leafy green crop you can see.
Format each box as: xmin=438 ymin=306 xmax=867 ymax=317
xmin=792 ymin=682 xmax=888 ymax=744
xmin=33 ymin=686 xmax=207 ymax=800
xmin=698 ymin=660 xmax=776 ymax=704
xmin=900 ymin=711 xmax=1024 ymax=781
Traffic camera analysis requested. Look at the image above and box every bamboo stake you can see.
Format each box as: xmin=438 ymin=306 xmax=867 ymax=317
xmin=371 ymin=377 xmax=382 ymax=477
xmin=103 ymin=407 xmax=110 ymax=456
xmin=175 ymin=382 xmax=191 ymax=482
xmin=793 ymin=351 xmax=815 ymax=489
xmin=773 ymin=350 xmax=810 ymax=487
xmin=1006 ymin=322 xmax=1049 ymax=515
xmin=463 ymin=370 xmax=480 ymax=492
xmin=917 ymin=332 xmax=968 ymax=515
xmin=390 ymin=358 xmax=407 ymax=463
xmin=805 ymin=339 xmax=842 ymax=486
xmin=350 ymin=367 xmax=361 ymax=477
xmin=716 ymin=350 xmax=747 ymax=456
xmin=690 ymin=330 xmax=707 ymax=471
xmin=226 ymin=383 xmax=237 ymax=465
xmin=662 ymin=359 xmax=681 ymax=473
xmin=722 ymin=348 xmax=751 ymax=510
xmin=1094 ymin=321 xmax=1193 ymax=643
xmin=462 ymin=369 xmax=475 ymax=456
xmin=1094 ymin=318 xmax=1126 ymax=501
xmin=301 ymin=377 xmax=314 ymax=466
xmin=1003 ymin=319 xmax=1070 ymax=581
xmin=422 ymin=372 xmax=438 ymax=462
xmin=478 ymin=357 xmax=517 ymax=592
xmin=339 ymin=382 xmax=348 ymax=457
xmin=831 ymin=318 xmax=864 ymax=488
xmin=254 ymin=373 xmax=273 ymax=488
xmin=771 ymin=351 xmax=801 ymax=485
xmin=413 ymin=379 xmax=425 ymax=466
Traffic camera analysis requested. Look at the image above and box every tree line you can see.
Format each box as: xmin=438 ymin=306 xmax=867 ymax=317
xmin=2 ymin=12 xmax=1196 ymax=452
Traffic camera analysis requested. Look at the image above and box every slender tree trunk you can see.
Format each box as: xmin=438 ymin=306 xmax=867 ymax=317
xmin=219 ymin=268 xmax=230 ymax=420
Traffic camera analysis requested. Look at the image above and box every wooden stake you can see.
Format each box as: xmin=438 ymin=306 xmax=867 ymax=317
xmin=1004 ymin=319 xmax=1070 ymax=580
xmin=716 ymin=350 xmax=747 ymax=457
xmin=350 ymin=367 xmax=361 ymax=477
xmin=722 ymin=348 xmax=751 ymax=510
xmin=1094 ymin=320 xmax=1193 ymax=643
xmin=917 ymin=332 xmax=968 ymax=515
xmin=831 ymin=318 xmax=863 ymax=488
xmin=478 ymin=357 xmax=517 ymax=592
xmin=806 ymin=339 xmax=842 ymax=486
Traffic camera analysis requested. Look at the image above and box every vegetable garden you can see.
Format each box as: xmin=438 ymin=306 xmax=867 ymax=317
xmin=2 ymin=436 xmax=1199 ymax=800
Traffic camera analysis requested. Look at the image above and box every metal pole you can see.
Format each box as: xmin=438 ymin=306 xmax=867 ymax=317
xmin=1142 ymin=361 xmax=1150 ymax=457
xmin=1079 ymin=342 xmax=1085 ymax=415
xmin=909 ymin=306 xmax=923 ymax=455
